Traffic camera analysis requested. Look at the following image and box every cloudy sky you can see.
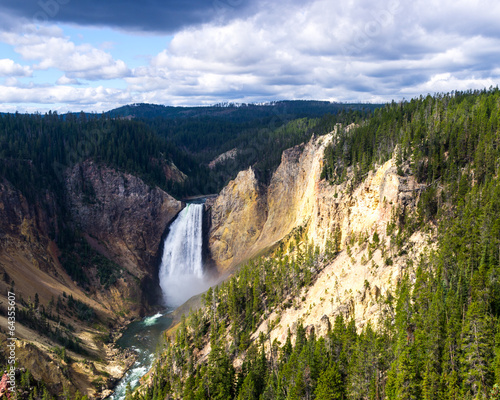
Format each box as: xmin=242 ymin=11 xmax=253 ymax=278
xmin=0 ymin=0 xmax=498 ymax=112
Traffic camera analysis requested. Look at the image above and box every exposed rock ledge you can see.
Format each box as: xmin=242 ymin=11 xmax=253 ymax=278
xmin=209 ymin=134 xmax=424 ymax=272
xmin=209 ymin=135 xmax=332 ymax=270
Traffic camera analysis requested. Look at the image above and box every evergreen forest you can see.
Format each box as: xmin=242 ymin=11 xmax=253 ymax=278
xmin=0 ymin=101 xmax=374 ymax=200
xmin=1 ymin=91 xmax=500 ymax=399
xmin=126 ymin=89 xmax=500 ymax=400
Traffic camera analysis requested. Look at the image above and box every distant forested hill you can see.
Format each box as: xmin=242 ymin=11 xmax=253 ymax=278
xmin=0 ymin=101 xmax=379 ymax=200
xmin=107 ymin=100 xmax=380 ymax=122
xmin=108 ymin=101 xmax=380 ymax=188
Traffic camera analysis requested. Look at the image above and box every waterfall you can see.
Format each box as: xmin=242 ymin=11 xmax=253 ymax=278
xmin=159 ymin=203 xmax=206 ymax=307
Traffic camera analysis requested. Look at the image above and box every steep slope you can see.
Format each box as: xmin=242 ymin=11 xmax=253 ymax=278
xmin=249 ymin=157 xmax=427 ymax=343
xmin=0 ymin=162 xmax=183 ymax=398
xmin=209 ymin=133 xmax=422 ymax=272
xmin=209 ymin=135 xmax=330 ymax=270
xmin=208 ymin=131 xmax=427 ymax=340
xmin=64 ymin=160 xmax=182 ymax=290
xmin=209 ymin=168 xmax=267 ymax=267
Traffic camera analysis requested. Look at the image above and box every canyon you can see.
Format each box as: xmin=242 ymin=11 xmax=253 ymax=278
xmin=1 ymin=127 xmax=426 ymax=398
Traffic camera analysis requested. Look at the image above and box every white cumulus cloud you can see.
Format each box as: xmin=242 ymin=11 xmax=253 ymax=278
xmin=56 ymin=75 xmax=80 ymax=85
xmin=0 ymin=58 xmax=32 ymax=77
xmin=122 ymin=0 xmax=500 ymax=105
xmin=1 ymin=26 xmax=130 ymax=81
xmin=0 ymin=83 xmax=131 ymax=108
xmin=1 ymin=0 xmax=500 ymax=110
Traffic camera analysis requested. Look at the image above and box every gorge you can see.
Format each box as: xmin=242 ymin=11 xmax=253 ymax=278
xmin=126 ymin=91 xmax=500 ymax=400
xmin=1 ymin=91 xmax=500 ymax=399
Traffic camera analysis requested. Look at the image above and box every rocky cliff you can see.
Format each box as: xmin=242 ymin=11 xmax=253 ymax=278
xmin=209 ymin=168 xmax=267 ymax=268
xmin=209 ymin=132 xmax=428 ymax=334
xmin=0 ymin=161 xmax=183 ymax=398
xmin=209 ymin=135 xmax=332 ymax=270
xmin=209 ymin=133 xmax=423 ymax=267
xmin=64 ymin=160 xmax=182 ymax=281
xmin=249 ymin=156 xmax=428 ymax=345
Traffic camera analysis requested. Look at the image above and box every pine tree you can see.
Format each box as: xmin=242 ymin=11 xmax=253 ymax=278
xmin=314 ymin=363 xmax=344 ymax=400
xmin=207 ymin=343 xmax=235 ymax=399
xmin=460 ymin=300 xmax=494 ymax=398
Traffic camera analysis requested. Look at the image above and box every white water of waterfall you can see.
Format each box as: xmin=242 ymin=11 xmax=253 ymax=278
xmin=158 ymin=203 xmax=207 ymax=307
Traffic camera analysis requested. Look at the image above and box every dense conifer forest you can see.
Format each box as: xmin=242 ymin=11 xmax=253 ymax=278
xmin=0 ymin=101 xmax=374 ymax=200
xmin=1 ymin=91 xmax=500 ymax=399
xmin=111 ymin=101 xmax=375 ymax=188
xmin=127 ymin=89 xmax=500 ymax=400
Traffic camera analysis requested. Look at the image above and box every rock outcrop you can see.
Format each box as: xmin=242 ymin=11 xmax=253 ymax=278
xmin=0 ymin=178 xmax=83 ymax=312
xmin=253 ymin=135 xmax=329 ymax=251
xmin=162 ymin=160 xmax=187 ymax=183
xmin=307 ymin=157 xmax=421 ymax=252
xmin=64 ymin=160 xmax=183 ymax=278
xmin=208 ymin=148 xmax=238 ymax=169
xmin=209 ymin=168 xmax=267 ymax=267
xmin=209 ymin=135 xmax=331 ymax=270
xmin=209 ymin=134 xmax=423 ymax=271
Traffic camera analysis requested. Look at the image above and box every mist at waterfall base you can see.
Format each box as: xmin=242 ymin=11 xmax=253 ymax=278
xmin=159 ymin=203 xmax=212 ymax=307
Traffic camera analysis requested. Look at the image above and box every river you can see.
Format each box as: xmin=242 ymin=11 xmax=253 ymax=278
xmin=108 ymin=203 xmax=210 ymax=399
xmin=108 ymin=312 xmax=174 ymax=399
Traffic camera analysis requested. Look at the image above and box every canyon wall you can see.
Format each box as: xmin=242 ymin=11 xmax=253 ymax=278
xmin=209 ymin=135 xmax=332 ymax=270
xmin=0 ymin=161 xmax=183 ymax=398
xmin=209 ymin=133 xmax=422 ymax=270
xmin=208 ymin=132 xmax=427 ymax=336
xmin=64 ymin=160 xmax=183 ymax=279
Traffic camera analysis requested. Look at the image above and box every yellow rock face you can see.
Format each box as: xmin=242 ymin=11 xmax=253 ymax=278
xmin=208 ymin=134 xmax=333 ymax=270
xmin=209 ymin=168 xmax=267 ymax=269
xmin=207 ymin=135 xmax=431 ymax=343
xmin=209 ymin=131 xmax=425 ymax=270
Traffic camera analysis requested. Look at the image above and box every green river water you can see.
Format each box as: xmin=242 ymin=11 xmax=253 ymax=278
xmin=107 ymin=311 xmax=173 ymax=399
